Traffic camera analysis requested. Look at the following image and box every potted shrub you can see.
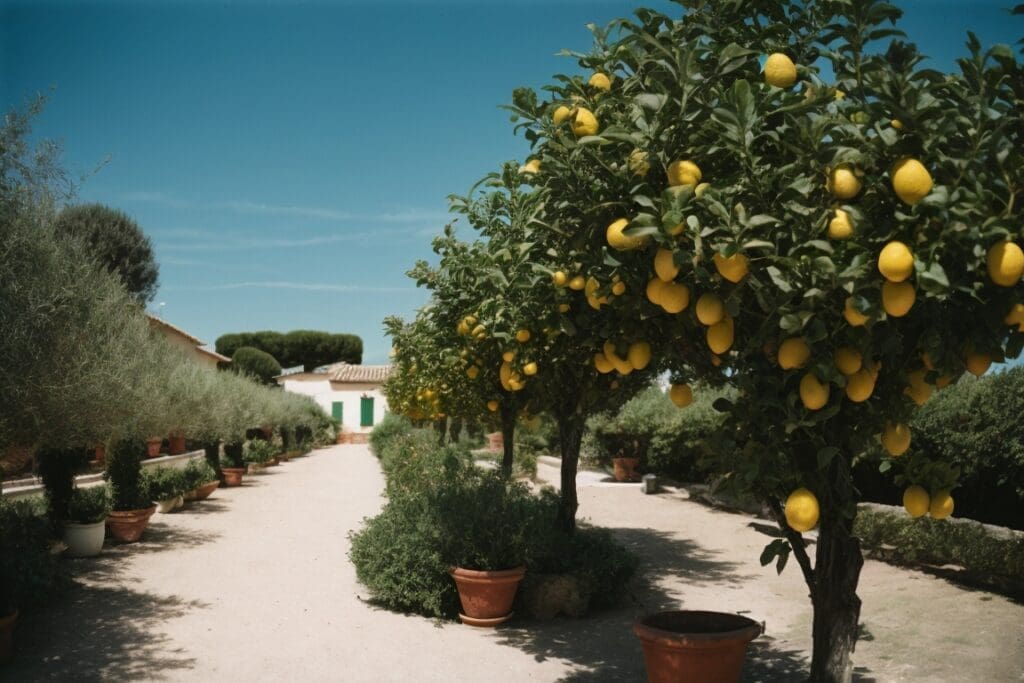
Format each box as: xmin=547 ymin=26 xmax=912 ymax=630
xmin=633 ymin=610 xmax=763 ymax=683
xmin=438 ymin=472 xmax=532 ymax=627
xmin=221 ymin=442 xmax=246 ymax=486
xmin=182 ymin=459 xmax=219 ymax=502
xmin=587 ymin=414 xmax=646 ymax=482
xmin=145 ymin=467 xmax=188 ymax=513
xmin=36 ymin=446 xmax=88 ymax=534
xmin=244 ymin=439 xmax=277 ymax=473
xmin=63 ymin=485 xmax=111 ymax=558
xmin=105 ymin=438 xmax=156 ymax=543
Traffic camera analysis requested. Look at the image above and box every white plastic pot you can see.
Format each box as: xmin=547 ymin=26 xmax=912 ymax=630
xmin=63 ymin=520 xmax=106 ymax=558
xmin=156 ymin=496 xmax=183 ymax=513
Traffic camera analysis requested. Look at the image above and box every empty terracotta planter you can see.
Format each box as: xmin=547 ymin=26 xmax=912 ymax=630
xmin=449 ymin=566 xmax=526 ymax=627
xmin=634 ymin=610 xmax=763 ymax=683
xmin=105 ymin=506 xmax=157 ymax=543
xmin=145 ymin=438 xmax=162 ymax=458
xmin=168 ymin=433 xmax=186 ymax=455
xmin=221 ymin=467 xmax=245 ymax=487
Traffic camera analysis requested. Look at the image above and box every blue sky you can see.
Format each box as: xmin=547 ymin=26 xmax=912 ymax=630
xmin=2 ymin=0 xmax=1021 ymax=364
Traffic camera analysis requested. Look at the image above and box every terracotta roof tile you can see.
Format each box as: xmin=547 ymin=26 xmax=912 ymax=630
xmin=326 ymin=363 xmax=393 ymax=383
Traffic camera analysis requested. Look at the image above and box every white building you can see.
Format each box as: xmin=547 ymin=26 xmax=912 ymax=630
xmin=277 ymin=362 xmax=393 ymax=442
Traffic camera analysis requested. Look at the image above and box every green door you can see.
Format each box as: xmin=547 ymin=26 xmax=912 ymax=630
xmin=360 ymin=397 xmax=374 ymax=427
xmin=332 ymin=401 xmax=343 ymax=425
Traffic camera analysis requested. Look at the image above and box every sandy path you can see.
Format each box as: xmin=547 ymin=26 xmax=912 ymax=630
xmin=7 ymin=444 xmax=1023 ymax=681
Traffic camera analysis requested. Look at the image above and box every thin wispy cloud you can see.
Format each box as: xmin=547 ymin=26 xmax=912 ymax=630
xmin=162 ymin=281 xmax=415 ymax=293
xmin=157 ymin=232 xmax=380 ymax=252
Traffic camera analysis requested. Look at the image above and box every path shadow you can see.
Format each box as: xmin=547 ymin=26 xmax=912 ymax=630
xmin=107 ymin=521 xmax=221 ymax=557
xmin=176 ymin=499 xmax=232 ymax=516
xmin=5 ymin=580 xmax=205 ymax=680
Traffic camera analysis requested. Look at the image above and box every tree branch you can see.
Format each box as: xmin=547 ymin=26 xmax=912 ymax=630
xmin=767 ymin=497 xmax=816 ymax=598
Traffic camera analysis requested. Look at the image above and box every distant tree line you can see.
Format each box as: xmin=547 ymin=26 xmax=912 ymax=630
xmin=216 ymin=330 xmax=363 ymax=372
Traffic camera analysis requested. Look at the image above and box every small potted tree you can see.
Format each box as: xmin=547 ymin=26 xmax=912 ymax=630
xmin=105 ymin=438 xmax=156 ymax=543
xmin=221 ymin=442 xmax=246 ymax=486
xmin=182 ymin=459 xmax=219 ymax=502
xmin=145 ymin=467 xmax=189 ymax=513
xmin=588 ymin=415 xmax=644 ymax=482
xmin=244 ymin=438 xmax=277 ymax=473
xmin=63 ymin=485 xmax=111 ymax=557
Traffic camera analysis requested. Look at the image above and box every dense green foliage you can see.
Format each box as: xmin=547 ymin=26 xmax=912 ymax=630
xmin=231 ymin=346 xmax=283 ymax=384
xmin=106 ymin=439 xmax=150 ymax=511
xmin=855 ymin=506 xmax=1024 ymax=581
xmin=54 ymin=203 xmax=159 ymax=304
xmin=66 ymin=485 xmax=112 ymax=525
xmin=215 ymin=330 xmax=363 ymax=371
xmin=143 ymin=467 xmax=190 ymax=501
xmin=244 ymin=439 xmax=279 ymax=465
xmin=182 ymin=459 xmax=218 ymax=489
xmin=0 ymin=497 xmax=61 ymax=615
xmin=36 ymin=447 xmax=90 ymax=530
xmin=222 ymin=442 xmax=246 ymax=469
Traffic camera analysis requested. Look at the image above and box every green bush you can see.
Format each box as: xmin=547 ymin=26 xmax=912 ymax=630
xmin=182 ymin=459 xmax=217 ymax=489
xmin=66 ymin=485 xmax=111 ymax=524
xmin=144 ymin=467 xmax=190 ymax=501
xmin=215 ymin=330 xmax=363 ymax=371
xmin=244 ymin=439 xmax=279 ymax=465
xmin=855 ymin=507 xmax=1024 ymax=580
xmin=0 ymin=497 xmax=61 ymax=615
xmin=368 ymin=413 xmax=413 ymax=457
xmin=231 ymin=346 xmax=282 ymax=385
xmin=222 ymin=442 xmax=245 ymax=469
xmin=106 ymin=438 xmax=150 ymax=511
xmin=36 ymin=446 xmax=90 ymax=531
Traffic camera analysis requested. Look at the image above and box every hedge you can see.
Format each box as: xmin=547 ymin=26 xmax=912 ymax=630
xmin=215 ymin=330 xmax=362 ymax=371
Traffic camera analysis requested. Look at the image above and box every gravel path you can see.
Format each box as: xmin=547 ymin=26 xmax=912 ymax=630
xmin=7 ymin=444 xmax=1023 ymax=681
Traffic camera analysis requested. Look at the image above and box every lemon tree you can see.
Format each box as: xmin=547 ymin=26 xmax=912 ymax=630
xmin=499 ymin=1 xmax=1023 ymax=679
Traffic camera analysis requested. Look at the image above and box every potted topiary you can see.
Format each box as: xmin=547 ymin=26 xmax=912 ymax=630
xmin=587 ymin=414 xmax=646 ymax=482
xmin=182 ymin=459 xmax=219 ymax=502
xmin=244 ymin=439 xmax=277 ymax=473
xmin=221 ymin=442 xmax=246 ymax=486
xmin=438 ymin=472 xmax=532 ymax=627
xmin=145 ymin=467 xmax=188 ymax=513
xmin=105 ymin=438 xmax=156 ymax=543
xmin=63 ymin=485 xmax=111 ymax=558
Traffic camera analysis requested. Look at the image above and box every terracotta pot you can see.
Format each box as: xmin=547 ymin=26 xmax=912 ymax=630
xmin=92 ymin=444 xmax=106 ymax=466
xmin=145 ymin=438 xmax=162 ymax=458
xmin=449 ymin=566 xmax=526 ymax=627
xmin=105 ymin=506 xmax=157 ymax=543
xmin=63 ymin=520 xmax=106 ymax=558
xmin=634 ymin=610 xmax=763 ymax=683
xmin=168 ymin=433 xmax=186 ymax=455
xmin=0 ymin=609 xmax=17 ymax=663
xmin=487 ymin=433 xmax=503 ymax=451
xmin=260 ymin=426 xmax=273 ymax=439
xmin=222 ymin=467 xmax=245 ymax=487
xmin=612 ymin=456 xmax=641 ymax=482
xmin=193 ymin=481 xmax=220 ymax=500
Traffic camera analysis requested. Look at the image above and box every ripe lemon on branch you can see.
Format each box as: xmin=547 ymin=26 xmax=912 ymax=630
xmin=784 ymin=488 xmax=819 ymax=532
xmin=763 ymin=53 xmax=797 ymax=88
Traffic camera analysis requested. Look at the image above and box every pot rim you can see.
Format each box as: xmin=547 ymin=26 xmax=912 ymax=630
xmin=634 ymin=610 xmax=763 ymax=646
xmin=449 ymin=565 xmax=527 ymax=581
xmin=64 ymin=519 xmax=107 ymax=529
xmin=108 ymin=505 xmax=157 ymax=518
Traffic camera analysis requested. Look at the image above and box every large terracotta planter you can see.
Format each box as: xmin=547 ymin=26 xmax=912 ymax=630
xmin=449 ymin=566 xmax=526 ymax=627
xmin=613 ymin=456 xmax=641 ymax=482
xmin=106 ymin=506 xmax=157 ymax=543
xmin=192 ymin=480 xmax=220 ymax=500
xmin=0 ymin=609 xmax=17 ymax=663
xmin=63 ymin=520 xmax=106 ymax=558
xmin=221 ymin=467 xmax=245 ymax=487
xmin=634 ymin=610 xmax=763 ymax=683
xmin=168 ymin=433 xmax=186 ymax=455
xmin=145 ymin=438 xmax=162 ymax=458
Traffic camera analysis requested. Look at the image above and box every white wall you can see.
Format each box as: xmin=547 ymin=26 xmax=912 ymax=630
xmin=281 ymin=378 xmax=388 ymax=433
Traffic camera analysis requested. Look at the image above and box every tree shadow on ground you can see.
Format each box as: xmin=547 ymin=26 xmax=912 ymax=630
xmin=102 ymin=521 xmax=221 ymax=557
xmin=493 ymin=526 xmax=824 ymax=681
xmin=175 ymin=498 xmax=232 ymax=516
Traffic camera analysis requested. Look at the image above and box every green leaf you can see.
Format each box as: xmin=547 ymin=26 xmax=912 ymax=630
xmin=817 ymin=446 xmax=840 ymax=469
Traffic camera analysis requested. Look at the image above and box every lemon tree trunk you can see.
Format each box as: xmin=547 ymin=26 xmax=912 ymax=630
xmin=555 ymin=411 xmax=584 ymax=532
xmin=499 ymin=403 xmax=516 ymax=478
xmin=809 ymin=512 xmax=863 ymax=683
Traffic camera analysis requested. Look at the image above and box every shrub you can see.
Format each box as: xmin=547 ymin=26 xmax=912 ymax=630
xmin=144 ymin=467 xmax=190 ymax=502
xmin=378 ymin=430 xmax=472 ymax=498
xmin=230 ymin=346 xmax=282 ymax=385
xmin=182 ymin=459 xmax=217 ymax=489
xmin=244 ymin=439 xmax=278 ymax=465
xmin=368 ymin=413 xmax=413 ymax=458
xmin=222 ymin=442 xmax=245 ymax=469
xmin=36 ymin=446 xmax=90 ymax=531
xmin=66 ymin=485 xmax=111 ymax=524
xmin=854 ymin=506 xmax=1024 ymax=580
xmin=106 ymin=438 xmax=150 ymax=511
xmin=0 ymin=497 xmax=61 ymax=615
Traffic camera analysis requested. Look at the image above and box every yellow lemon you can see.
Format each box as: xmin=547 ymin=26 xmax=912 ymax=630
xmin=667 ymin=160 xmax=702 ymax=187
xmin=881 ymin=422 xmax=911 ymax=456
xmin=660 ymin=282 xmax=690 ymax=314
xmin=552 ymin=105 xmax=571 ymax=125
xmin=523 ymin=361 xmax=538 ymax=376
xmin=828 ymin=164 xmax=862 ymax=199
xmin=843 ymin=296 xmax=870 ymax=326
xmin=834 ymin=347 xmax=862 ymax=376
xmin=646 ymin=277 xmax=667 ymax=306
xmin=487 ymin=400 xmax=499 ymax=412
xmin=695 ymin=293 xmax=725 ymax=326
xmin=987 ymin=241 xmax=1024 ymax=287
xmin=611 ymin=353 xmax=634 ymax=375
xmin=965 ymin=351 xmax=991 ymax=377
xmin=707 ymin=316 xmax=734 ymax=354
xmin=628 ymin=149 xmax=650 ymax=177
xmin=667 ymin=221 xmax=686 ymax=237
xmin=606 ymin=217 xmax=647 ymax=251
xmin=764 ymin=53 xmax=798 ymax=88
xmin=627 ymin=342 xmax=652 ymax=370
xmin=456 ymin=320 xmax=470 ymax=336
xmin=828 ymin=209 xmax=854 ymax=240
xmin=935 ymin=373 xmax=953 ymax=389
xmin=516 ymin=329 xmax=531 ymax=343
xmin=499 ymin=361 xmax=513 ymax=386
xmin=552 ymin=270 xmax=568 ymax=287
xmin=569 ymin=275 xmax=586 ymax=291
xmin=521 ymin=159 xmax=541 ymax=174
xmin=890 ymin=119 xmax=903 ymax=130
xmin=572 ymin=107 xmax=599 ymax=137
xmin=585 ymin=277 xmax=609 ymax=309
xmin=904 ymin=378 xmax=933 ymax=406
xmin=784 ymin=488 xmax=819 ymax=532
xmin=695 ymin=182 xmax=710 ymax=198
xmin=878 ymin=241 xmax=914 ymax=282
xmin=466 ymin=366 xmax=479 ymax=379
xmin=713 ymin=252 xmax=749 ymax=283
xmin=654 ymin=248 xmax=679 ymax=282
xmin=845 ymin=369 xmax=876 ymax=403
xmin=799 ymin=373 xmax=829 ymax=410
xmin=710 ymin=354 xmax=723 ymax=367
xmin=588 ymin=72 xmax=612 ymax=91
xmin=891 ymin=158 xmax=933 ymax=205
xmin=903 ymin=485 xmax=930 ymax=518
xmin=594 ymin=353 xmax=613 ymax=374
xmin=778 ymin=337 xmax=811 ymax=370
xmin=929 ymin=490 xmax=954 ymax=520
xmin=669 ymin=383 xmax=693 ymax=408
xmin=881 ymin=281 xmax=916 ymax=317
xmin=558 ymin=303 xmax=571 ymax=313
xmin=612 ymin=281 xmax=626 ymax=296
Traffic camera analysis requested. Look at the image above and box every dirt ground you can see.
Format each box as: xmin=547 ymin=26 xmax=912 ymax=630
xmin=5 ymin=444 xmax=1022 ymax=681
